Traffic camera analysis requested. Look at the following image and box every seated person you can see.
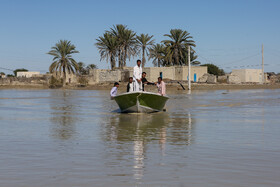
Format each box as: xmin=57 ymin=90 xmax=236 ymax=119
xmin=156 ymin=77 xmax=166 ymax=96
xmin=141 ymin=72 xmax=154 ymax=91
xmin=110 ymin=82 xmax=119 ymax=99
xmin=127 ymin=77 xmax=133 ymax=92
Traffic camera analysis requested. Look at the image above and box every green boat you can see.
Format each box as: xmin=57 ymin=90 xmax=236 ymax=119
xmin=114 ymin=91 xmax=169 ymax=113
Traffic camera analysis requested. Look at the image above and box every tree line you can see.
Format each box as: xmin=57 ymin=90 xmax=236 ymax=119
xmin=95 ymin=24 xmax=200 ymax=69
xmin=44 ymin=25 xmax=201 ymax=85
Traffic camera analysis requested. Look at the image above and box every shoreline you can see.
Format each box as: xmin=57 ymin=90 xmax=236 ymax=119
xmin=1 ymin=83 xmax=280 ymax=91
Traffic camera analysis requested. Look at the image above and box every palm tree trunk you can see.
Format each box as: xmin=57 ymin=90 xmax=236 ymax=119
xmin=174 ymin=47 xmax=179 ymax=65
xmin=123 ymin=47 xmax=127 ymax=68
xmin=118 ymin=48 xmax=121 ymax=68
xmin=142 ymin=47 xmax=146 ymax=68
xmin=63 ymin=66 xmax=66 ymax=86
xmin=111 ymin=54 xmax=115 ymax=70
xmin=158 ymin=58 xmax=160 ymax=67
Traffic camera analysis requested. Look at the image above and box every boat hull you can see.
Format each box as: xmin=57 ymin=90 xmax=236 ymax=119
xmin=114 ymin=92 xmax=169 ymax=113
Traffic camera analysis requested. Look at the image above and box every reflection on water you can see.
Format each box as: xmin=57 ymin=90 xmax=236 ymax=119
xmin=1 ymin=89 xmax=280 ymax=187
xmin=102 ymin=112 xmax=194 ymax=181
xmin=49 ymin=91 xmax=78 ymax=140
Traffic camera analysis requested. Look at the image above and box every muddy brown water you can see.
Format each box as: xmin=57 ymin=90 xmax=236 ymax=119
xmin=0 ymin=89 xmax=280 ymax=187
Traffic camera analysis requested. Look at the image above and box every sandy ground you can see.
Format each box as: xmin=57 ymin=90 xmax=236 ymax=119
xmin=1 ymin=83 xmax=280 ymax=91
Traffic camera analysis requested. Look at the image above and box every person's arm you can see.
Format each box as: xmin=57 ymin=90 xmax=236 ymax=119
xmin=127 ymin=83 xmax=129 ymax=92
xmin=147 ymin=82 xmax=155 ymax=85
xmin=142 ymin=78 xmax=148 ymax=84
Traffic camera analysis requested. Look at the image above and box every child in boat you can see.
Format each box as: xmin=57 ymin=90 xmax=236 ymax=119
xmin=127 ymin=77 xmax=133 ymax=92
xmin=110 ymin=82 xmax=119 ymax=99
xmin=156 ymin=77 xmax=166 ymax=96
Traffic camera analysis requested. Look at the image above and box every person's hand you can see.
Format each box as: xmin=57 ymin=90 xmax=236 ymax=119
xmin=137 ymin=79 xmax=141 ymax=83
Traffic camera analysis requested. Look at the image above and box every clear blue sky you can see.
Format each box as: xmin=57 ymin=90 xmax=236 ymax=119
xmin=1 ymin=0 xmax=280 ymax=74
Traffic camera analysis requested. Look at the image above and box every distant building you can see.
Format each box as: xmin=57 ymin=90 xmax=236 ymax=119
xmin=231 ymin=69 xmax=262 ymax=83
xmin=17 ymin=72 xmax=40 ymax=78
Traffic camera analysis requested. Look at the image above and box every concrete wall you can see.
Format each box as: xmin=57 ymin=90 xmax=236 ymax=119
xmin=90 ymin=69 xmax=130 ymax=83
xmin=143 ymin=66 xmax=207 ymax=82
xmin=52 ymin=72 xmax=78 ymax=84
xmin=143 ymin=67 xmax=176 ymax=82
xmin=0 ymin=76 xmax=50 ymax=86
xmin=89 ymin=66 xmax=208 ymax=83
xmin=232 ymin=69 xmax=262 ymax=83
xmin=17 ymin=72 xmax=40 ymax=78
xmin=181 ymin=66 xmax=207 ymax=82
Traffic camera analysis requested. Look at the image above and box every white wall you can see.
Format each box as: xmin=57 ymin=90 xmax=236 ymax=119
xmin=17 ymin=72 xmax=40 ymax=78
xmin=232 ymin=69 xmax=262 ymax=83
xmin=89 ymin=66 xmax=208 ymax=84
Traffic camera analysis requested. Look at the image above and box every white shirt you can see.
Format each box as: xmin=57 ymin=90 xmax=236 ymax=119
xmin=133 ymin=65 xmax=142 ymax=81
xmin=110 ymin=87 xmax=117 ymax=97
xmin=128 ymin=83 xmax=133 ymax=92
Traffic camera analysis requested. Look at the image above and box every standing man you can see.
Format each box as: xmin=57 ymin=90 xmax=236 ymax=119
xmin=133 ymin=60 xmax=142 ymax=91
xmin=156 ymin=77 xmax=166 ymax=96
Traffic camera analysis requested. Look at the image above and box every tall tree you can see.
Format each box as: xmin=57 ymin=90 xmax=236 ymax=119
xmin=162 ymin=29 xmax=195 ymax=65
xmin=95 ymin=32 xmax=118 ymax=70
xmin=47 ymin=40 xmax=79 ymax=85
xmin=136 ymin=34 xmax=154 ymax=67
xmin=87 ymin=64 xmax=97 ymax=70
xmin=109 ymin=24 xmax=126 ymax=68
xmin=122 ymin=29 xmax=137 ymax=67
xmin=149 ymin=44 xmax=165 ymax=67
xmin=181 ymin=48 xmax=201 ymax=65
xmin=86 ymin=64 xmax=97 ymax=74
xmin=109 ymin=24 xmax=137 ymax=68
xmin=77 ymin=62 xmax=87 ymax=75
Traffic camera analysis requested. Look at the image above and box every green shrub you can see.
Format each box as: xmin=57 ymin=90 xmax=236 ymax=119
xmin=78 ymin=76 xmax=89 ymax=86
xmin=201 ymin=64 xmax=225 ymax=76
xmin=49 ymin=76 xmax=63 ymax=88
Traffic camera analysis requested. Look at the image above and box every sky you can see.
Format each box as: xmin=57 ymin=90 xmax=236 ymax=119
xmin=0 ymin=0 xmax=280 ymax=74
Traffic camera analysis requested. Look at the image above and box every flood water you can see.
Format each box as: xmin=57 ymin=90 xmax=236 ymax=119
xmin=0 ymin=89 xmax=280 ymax=187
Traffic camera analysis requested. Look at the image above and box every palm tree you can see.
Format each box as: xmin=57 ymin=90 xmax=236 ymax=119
xmin=77 ymin=62 xmax=87 ymax=75
xmin=136 ymin=34 xmax=154 ymax=67
xmin=47 ymin=40 xmax=79 ymax=85
xmin=109 ymin=24 xmax=137 ymax=68
xmin=86 ymin=64 xmax=97 ymax=74
xmin=122 ymin=29 xmax=137 ymax=67
xmin=95 ymin=32 xmax=118 ymax=70
xmin=149 ymin=44 xmax=165 ymax=67
xmin=179 ymin=47 xmax=200 ymax=65
xmin=162 ymin=29 xmax=196 ymax=66
xmin=87 ymin=64 xmax=97 ymax=70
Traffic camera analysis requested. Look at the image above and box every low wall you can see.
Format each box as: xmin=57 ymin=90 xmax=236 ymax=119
xmin=89 ymin=66 xmax=208 ymax=84
xmin=0 ymin=76 xmax=50 ymax=86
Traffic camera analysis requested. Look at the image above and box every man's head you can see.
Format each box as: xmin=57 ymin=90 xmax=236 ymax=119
xmin=142 ymin=72 xmax=146 ymax=78
xmin=158 ymin=77 xmax=162 ymax=83
xmin=114 ymin=82 xmax=119 ymax=87
xmin=137 ymin=60 xmax=141 ymax=67
xmin=129 ymin=77 xmax=133 ymax=83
